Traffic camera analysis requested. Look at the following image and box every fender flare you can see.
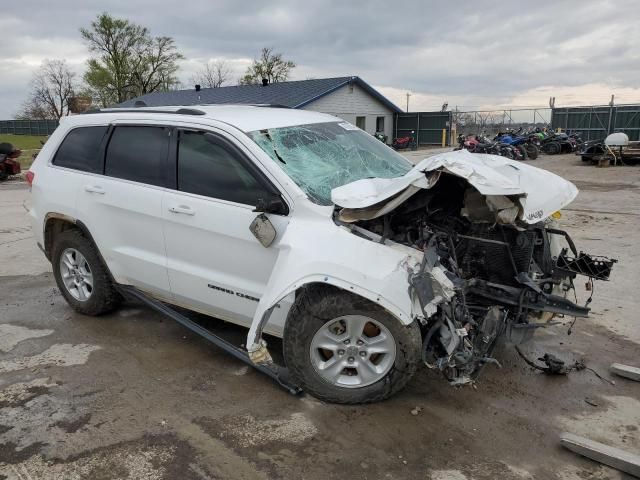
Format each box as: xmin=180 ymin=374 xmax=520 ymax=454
xmin=246 ymin=272 xmax=416 ymax=360
xmin=43 ymin=213 xmax=116 ymax=283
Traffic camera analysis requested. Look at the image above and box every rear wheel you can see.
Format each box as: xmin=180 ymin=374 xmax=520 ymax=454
xmin=52 ymin=229 xmax=121 ymax=316
xmin=525 ymin=144 xmax=539 ymax=159
xmin=517 ymin=145 xmax=528 ymax=160
xmin=283 ymin=287 xmax=421 ymax=404
xmin=543 ymin=141 xmax=561 ymax=155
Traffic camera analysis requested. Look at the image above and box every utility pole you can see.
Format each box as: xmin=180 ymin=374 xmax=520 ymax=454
xmin=607 ymin=94 xmax=615 ymax=134
xmin=405 ymin=92 xmax=411 ymax=113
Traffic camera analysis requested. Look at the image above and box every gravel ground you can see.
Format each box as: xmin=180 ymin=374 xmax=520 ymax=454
xmin=0 ymin=152 xmax=638 ymax=479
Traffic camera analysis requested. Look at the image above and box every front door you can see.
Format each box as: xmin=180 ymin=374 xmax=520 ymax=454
xmin=162 ymin=128 xmax=288 ymax=326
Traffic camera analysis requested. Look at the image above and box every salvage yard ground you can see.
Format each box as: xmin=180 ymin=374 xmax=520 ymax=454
xmin=0 ymin=151 xmax=638 ymax=479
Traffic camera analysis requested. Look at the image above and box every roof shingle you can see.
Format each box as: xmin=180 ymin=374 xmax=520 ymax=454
xmin=118 ymin=76 xmax=401 ymax=113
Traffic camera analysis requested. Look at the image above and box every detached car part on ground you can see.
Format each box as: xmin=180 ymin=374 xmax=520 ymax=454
xmin=29 ymin=108 xmax=615 ymax=405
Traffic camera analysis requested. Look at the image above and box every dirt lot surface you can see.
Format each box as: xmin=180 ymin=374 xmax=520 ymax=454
xmin=0 ymin=152 xmax=638 ymax=479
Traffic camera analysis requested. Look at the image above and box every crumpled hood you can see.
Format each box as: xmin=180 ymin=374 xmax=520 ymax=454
xmin=331 ymin=150 xmax=579 ymax=224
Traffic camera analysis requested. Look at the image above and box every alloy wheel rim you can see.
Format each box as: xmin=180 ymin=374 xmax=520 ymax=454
xmin=59 ymin=248 xmax=93 ymax=302
xmin=310 ymin=315 xmax=396 ymax=388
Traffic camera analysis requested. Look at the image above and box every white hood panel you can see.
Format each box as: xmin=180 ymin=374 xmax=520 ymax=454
xmin=331 ymin=150 xmax=579 ymax=224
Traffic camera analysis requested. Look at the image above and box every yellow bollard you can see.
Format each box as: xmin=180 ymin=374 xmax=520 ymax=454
xmin=442 ymin=128 xmax=446 ymax=147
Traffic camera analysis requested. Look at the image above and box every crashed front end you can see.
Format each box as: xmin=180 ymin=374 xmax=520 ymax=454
xmin=333 ymin=150 xmax=616 ymax=385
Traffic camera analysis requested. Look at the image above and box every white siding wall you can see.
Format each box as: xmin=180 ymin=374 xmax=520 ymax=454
xmin=300 ymin=83 xmax=395 ymax=142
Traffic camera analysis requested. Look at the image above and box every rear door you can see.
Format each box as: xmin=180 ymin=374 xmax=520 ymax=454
xmin=162 ymin=127 xmax=289 ymax=326
xmin=44 ymin=125 xmax=110 ymax=231
xmin=75 ymin=123 xmax=172 ymax=297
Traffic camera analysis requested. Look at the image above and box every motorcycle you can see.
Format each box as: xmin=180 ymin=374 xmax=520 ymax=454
xmin=494 ymin=128 xmax=539 ymax=160
xmin=535 ymin=129 xmax=576 ymax=155
xmin=374 ymin=132 xmax=388 ymax=143
xmin=0 ymin=143 xmax=22 ymax=181
xmin=455 ymin=133 xmax=525 ymax=160
xmin=392 ymin=131 xmax=417 ymax=150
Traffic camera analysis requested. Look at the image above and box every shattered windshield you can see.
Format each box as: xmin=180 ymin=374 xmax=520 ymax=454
xmin=248 ymin=122 xmax=412 ymax=205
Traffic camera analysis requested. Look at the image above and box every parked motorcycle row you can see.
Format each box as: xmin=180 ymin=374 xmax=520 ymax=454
xmin=454 ymin=127 xmax=584 ymax=161
xmin=0 ymin=143 xmax=22 ymax=181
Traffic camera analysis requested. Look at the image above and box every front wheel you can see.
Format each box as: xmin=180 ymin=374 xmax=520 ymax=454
xmin=283 ymin=287 xmax=421 ymax=404
xmin=500 ymin=147 xmax=515 ymax=159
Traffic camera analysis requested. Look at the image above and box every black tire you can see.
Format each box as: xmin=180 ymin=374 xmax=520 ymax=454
xmin=543 ymin=141 xmax=561 ymax=155
xmin=517 ymin=145 xmax=528 ymax=161
xmin=283 ymin=286 xmax=422 ymax=404
xmin=501 ymin=147 xmax=515 ymax=159
xmin=525 ymin=144 xmax=539 ymax=160
xmin=52 ymin=229 xmax=121 ymax=316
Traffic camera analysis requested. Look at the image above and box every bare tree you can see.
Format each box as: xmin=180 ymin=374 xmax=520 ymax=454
xmin=476 ymin=112 xmax=498 ymax=134
xmin=191 ymin=59 xmax=231 ymax=88
xmin=240 ymin=47 xmax=295 ymax=85
xmin=17 ymin=60 xmax=76 ymax=119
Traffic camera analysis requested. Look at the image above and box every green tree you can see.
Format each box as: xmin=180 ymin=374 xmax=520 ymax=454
xmin=240 ymin=48 xmax=295 ymax=85
xmin=80 ymin=13 xmax=183 ymax=106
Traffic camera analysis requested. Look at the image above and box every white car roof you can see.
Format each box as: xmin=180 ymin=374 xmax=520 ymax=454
xmin=62 ymin=105 xmax=339 ymax=132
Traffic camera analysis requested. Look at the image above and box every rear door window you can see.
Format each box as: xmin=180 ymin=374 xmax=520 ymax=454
xmin=105 ymin=126 xmax=169 ymax=187
xmin=177 ymin=130 xmax=272 ymax=206
xmin=53 ymin=126 xmax=108 ymax=173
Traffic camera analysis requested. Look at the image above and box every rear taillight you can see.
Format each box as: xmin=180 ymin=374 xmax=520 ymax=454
xmin=25 ymin=170 xmax=35 ymax=186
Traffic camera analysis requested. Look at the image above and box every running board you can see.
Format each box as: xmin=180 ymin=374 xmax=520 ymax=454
xmin=117 ymin=285 xmax=302 ymax=395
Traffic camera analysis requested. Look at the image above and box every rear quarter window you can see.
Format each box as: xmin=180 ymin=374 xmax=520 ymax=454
xmin=52 ymin=126 xmax=108 ymax=173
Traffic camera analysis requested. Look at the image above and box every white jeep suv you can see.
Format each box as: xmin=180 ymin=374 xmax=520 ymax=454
xmin=28 ymin=105 xmax=613 ymax=403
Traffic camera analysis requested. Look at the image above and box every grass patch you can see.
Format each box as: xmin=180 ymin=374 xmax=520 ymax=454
xmin=17 ymin=150 xmax=39 ymax=170
xmin=0 ymin=134 xmax=48 ymax=150
xmin=0 ymin=135 xmax=48 ymax=170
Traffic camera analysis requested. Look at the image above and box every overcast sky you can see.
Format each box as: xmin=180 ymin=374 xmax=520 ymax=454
xmin=1 ymin=0 xmax=639 ymax=118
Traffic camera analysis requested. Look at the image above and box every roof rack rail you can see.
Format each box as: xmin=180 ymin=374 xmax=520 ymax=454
xmin=82 ymin=107 xmax=207 ymax=116
xmin=247 ymin=103 xmax=291 ymax=109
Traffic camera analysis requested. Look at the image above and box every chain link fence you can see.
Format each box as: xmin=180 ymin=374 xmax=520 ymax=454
xmin=0 ymin=119 xmax=59 ymax=136
xmin=452 ymin=108 xmax=552 ymax=138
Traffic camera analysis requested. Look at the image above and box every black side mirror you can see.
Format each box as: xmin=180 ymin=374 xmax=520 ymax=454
xmin=253 ymin=196 xmax=288 ymax=215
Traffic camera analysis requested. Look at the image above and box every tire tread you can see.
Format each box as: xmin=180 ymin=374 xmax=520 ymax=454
xmin=283 ymin=285 xmax=421 ymax=404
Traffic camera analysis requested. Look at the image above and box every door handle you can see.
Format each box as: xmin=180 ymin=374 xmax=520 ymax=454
xmin=168 ymin=205 xmax=195 ymax=216
xmin=84 ymin=185 xmax=105 ymax=194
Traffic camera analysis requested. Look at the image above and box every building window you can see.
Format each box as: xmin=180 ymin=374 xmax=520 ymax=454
xmin=356 ymin=116 xmax=366 ymax=130
xmin=376 ymin=116 xmax=385 ymax=133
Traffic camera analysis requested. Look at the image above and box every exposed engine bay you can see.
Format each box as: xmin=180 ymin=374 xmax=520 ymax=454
xmin=336 ymin=171 xmax=616 ymax=385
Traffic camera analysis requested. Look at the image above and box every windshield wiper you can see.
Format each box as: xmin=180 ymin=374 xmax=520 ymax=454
xmin=260 ymin=130 xmax=286 ymax=164
xmin=273 ymin=149 xmax=286 ymax=164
